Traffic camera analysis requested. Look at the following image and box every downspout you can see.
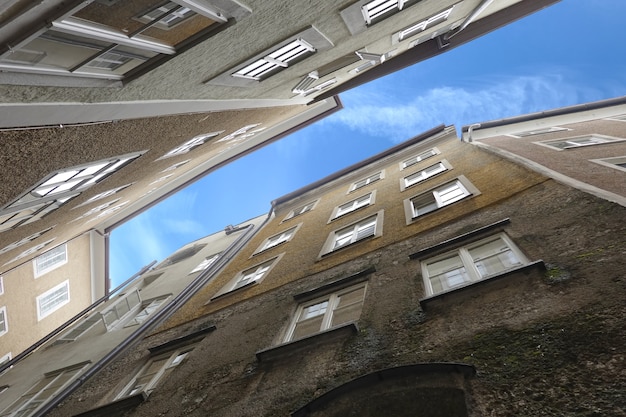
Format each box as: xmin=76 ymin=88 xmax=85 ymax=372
xmin=465 ymin=123 xmax=481 ymax=142
xmin=444 ymin=0 xmax=494 ymax=41
xmin=33 ymin=213 xmax=270 ymax=417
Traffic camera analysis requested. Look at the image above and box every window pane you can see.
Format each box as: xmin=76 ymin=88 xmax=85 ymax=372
xmin=469 ymin=238 xmax=522 ymax=277
xmin=292 ymin=316 xmax=324 ymax=340
xmin=426 ymin=254 xmax=469 ymax=293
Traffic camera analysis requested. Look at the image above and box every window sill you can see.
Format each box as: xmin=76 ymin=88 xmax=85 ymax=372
xmin=73 ymin=392 xmax=147 ymax=417
xmin=256 ymin=323 xmax=358 ymax=362
xmin=419 ymin=260 xmax=546 ymax=310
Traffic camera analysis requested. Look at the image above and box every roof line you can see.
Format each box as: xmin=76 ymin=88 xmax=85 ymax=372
xmin=271 ymin=124 xmax=449 ymax=207
xmin=461 ymin=95 xmax=626 ymax=132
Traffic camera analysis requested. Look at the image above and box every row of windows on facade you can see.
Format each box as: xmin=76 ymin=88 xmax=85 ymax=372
xmin=0 ymin=123 xmax=265 ymax=270
xmin=0 ymin=0 xmax=453 ymax=86
xmin=0 ymin=227 xmax=532 ymax=416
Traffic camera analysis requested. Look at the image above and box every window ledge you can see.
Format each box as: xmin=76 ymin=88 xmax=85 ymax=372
xmin=256 ymin=323 xmax=358 ymax=362
xmin=73 ymin=392 xmax=147 ymax=417
xmin=419 ymin=260 xmax=546 ymax=310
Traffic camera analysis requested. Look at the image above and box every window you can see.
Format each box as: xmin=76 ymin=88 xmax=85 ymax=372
xmin=156 ymin=131 xmax=222 ymax=160
xmin=213 ymin=256 xmax=281 ymax=299
xmin=401 ymin=148 xmax=438 ymax=169
xmin=162 ymin=159 xmax=190 ymax=172
xmin=33 ymin=244 xmax=67 ymax=277
xmin=421 ymin=233 xmax=528 ymax=296
xmin=285 ymin=282 xmax=367 ymax=342
xmin=233 ymin=38 xmax=316 ymax=81
xmin=189 ymin=253 xmax=220 ymax=274
xmin=392 ymin=6 xmax=454 ymax=43
xmin=116 ymin=346 xmax=195 ymax=399
xmin=76 ymin=183 xmax=133 ymax=208
xmin=404 ymin=177 xmax=478 ymax=221
xmin=0 ymin=353 xmax=10 ymax=366
xmin=57 ymin=314 xmax=103 ymax=343
xmin=0 ymin=277 xmax=3 ymax=296
xmin=331 ymin=192 xmax=374 ymax=220
xmin=402 ymin=161 xmax=450 ymax=190
xmin=283 ymin=200 xmax=318 ymax=221
xmin=507 ymin=126 xmax=570 ymax=138
xmin=340 ymin=0 xmax=418 ymax=34
xmin=3 ymin=239 xmax=55 ymax=267
xmin=0 ymin=153 xmax=142 ymax=232
xmin=0 ymin=0 xmax=246 ymax=83
xmin=206 ymin=27 xmax=332 ymax=87
xmin=255 ymin=227 xmax=298 ymax=254
xmin=0 ymin=307 xmax=7 ymax=337
xmin=349 ymin=171 xmax=383 ymax=192
xmin=0 ymin=362 xmax=89 ymax=417
xmin=590 ymin=156 xmax=626 ymax=172
xmin=101 ymin=291 xmax=168 ymax=329
xmin=36 ymin=281 xmax=70 ymax=320
xmin=0 ymin=226 xmax=54 ymax=255
xmin=321 ymin=212 xmax=383 ymax=256
xmin=537 ymin=134 xmax=626 ymax=150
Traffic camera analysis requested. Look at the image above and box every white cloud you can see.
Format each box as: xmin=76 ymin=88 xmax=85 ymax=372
xmin=324 ymin=73 xmax=587 ymax=142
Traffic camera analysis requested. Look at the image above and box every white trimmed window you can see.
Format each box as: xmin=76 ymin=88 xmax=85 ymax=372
xmin=284 ymin=200 xmax=318 ymax=221
xmin=590 ymin=156 xmax=626 ymax=172
xmin=156 ymin=131 xmax=222 ymax=160
xmin=402 ymin=161 xmax=449 ymax=189
xmin=331 ymin=192 xmax=374 ymax=220
xmin=189 ymin=253 xmax=220 ymax=274
xmin=57 ymin=314 xmax=103 ymax=343
xmin=401 ymin=149 xmax=438 ymax=169
xmin=349 ymin=171 xmax=383 ymax=192
xmin=33 ymin=244 xmax=67 ymax=277
xmin=421 ymin=233 xmax=528 ymax=296
xmin=537 ymin=134 xmax=626 ymax=150
xmin=0 ymin=226 xmax=54 ymax=255
xmin=0 ymin=362 xmax=90 ymax=417
xmin=4 ymin=239 xmax=55 ymax=267
xmin=214 ymin=257 xmax=281 ymax=299
xmin=321 ymin=212 xmax=383 ymax=256
xmin=256 ymin=227 xmax=298 ymax=253
xmin=76 ymin=183 xmax=133 ymax=208
xmin=0 ymin=276 xmax=3 ymax=296
xmin=101 ymin=290 xmax=141 ymax=330
xmin=404 ymin=177 xmax=477 ymax=220
xmin=0 ymin=307 xmax=7 ymax=337
xmin=36 ymin=281 xmax=70 ymax=320
xmin=124 ymin=296 xmax=169 ymax=327
xmin=116 ymin=346 xmax=195 ymax=399
xmin=507 ymin=126 xmax=570 ymax=138
xmin=0 ymin=353 xmax=10 ymax=366
xmin=0 ymin=153 xmax=142 ymax=232
xmin=233 ymin=39 xmax=315 ymax=81
xmin=285 ymin=282 xmax=367 ymax=342
xmin=393 ymin=6 xmax=454 ymax=42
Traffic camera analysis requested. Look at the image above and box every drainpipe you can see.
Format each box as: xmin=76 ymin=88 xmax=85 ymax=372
xmin=444 ymin=0 xmax=495 ymax=41
xmin=32 ymin=215 xmax=269 ymax=417
xmin=465 ymin=123 xmax=481 ymax=143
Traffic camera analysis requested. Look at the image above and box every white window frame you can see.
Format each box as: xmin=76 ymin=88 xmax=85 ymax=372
xmin=254 ymin=225 xmax=299 ymax=254
xmin=0 ymin=276 xmax=3 ymax=296
xmin=116 ymin=346 xmax=195 ymax=400
xmin=101 ymin=290 xmax=142 ymax=330
xmin=0 ymin=352 xmax=10 ymax=366
xmin=590 ymin=156 xmax=626 ymax=173
xmin=401 ymin=160 xmax=451 ymax=191
xmin=3 ymin=238 xmax=56 ymax=267
xmin=0 ymin=362 xmax=90 ymax=416
xmin=283 ymin=200 xmax=319 ymax=222
xmin=320 ymin=212 xmax=383 ymax=257
xmin=403 ymin=176 xmax=478 ymax=222
xmin=535 ymin=134 xmax=626 ymax=150
xmin=212 ymin=255 xmax=282 ymax=299
xmin=284 ymin=282 xmax=367 ymax=342
xmin=392 ymin=5 xmax=454 ymax=43
xmin=57 ymin=313 xmax=104 ymax=343
xmin=0 ymin=226 xmax=55 ymax=256
xmin=506 ymin=126 xmax=570 ymax=138
xmin=0 ymin=307 xmax=7 ymax=337
xmin=33 ymin=243 xmax=67 ymax=277
xmin=76 ymin=183 xmax=134 ymax=208
xmin=36 ymin=280 xmax=70 ymax=321
xmin=421 ymin=233 xmax=528 ymax=296
xmin=400 ymin=148 xmax=439 ymax=169
xmin=124 ymin=295 xmax=170 ymax=327
xmin=156 ymin=131 xmax=222 ymax=160
xmin=349 ymin=171 xmax=384 ymax=193
xmin=189 ymin=253 xmax=220 ymax=274
xmin=330 ymin=191 xmax=375 ymax=221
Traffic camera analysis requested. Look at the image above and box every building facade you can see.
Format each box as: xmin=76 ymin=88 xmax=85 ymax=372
xmin=0 ymin=215 xmax=266 ymax=417
xmin=3 ymin=125 xmax=619 ymax=416
xmin=461 ymin=95 xmax=626 ymax=207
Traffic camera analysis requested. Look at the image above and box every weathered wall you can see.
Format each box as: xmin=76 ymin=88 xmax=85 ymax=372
xmin=50 ymin=179 xmax=626 ymax=416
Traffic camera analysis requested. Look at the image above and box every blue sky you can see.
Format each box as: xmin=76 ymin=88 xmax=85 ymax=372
xmin=109 ymin=1 xmax=626 ymax=287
